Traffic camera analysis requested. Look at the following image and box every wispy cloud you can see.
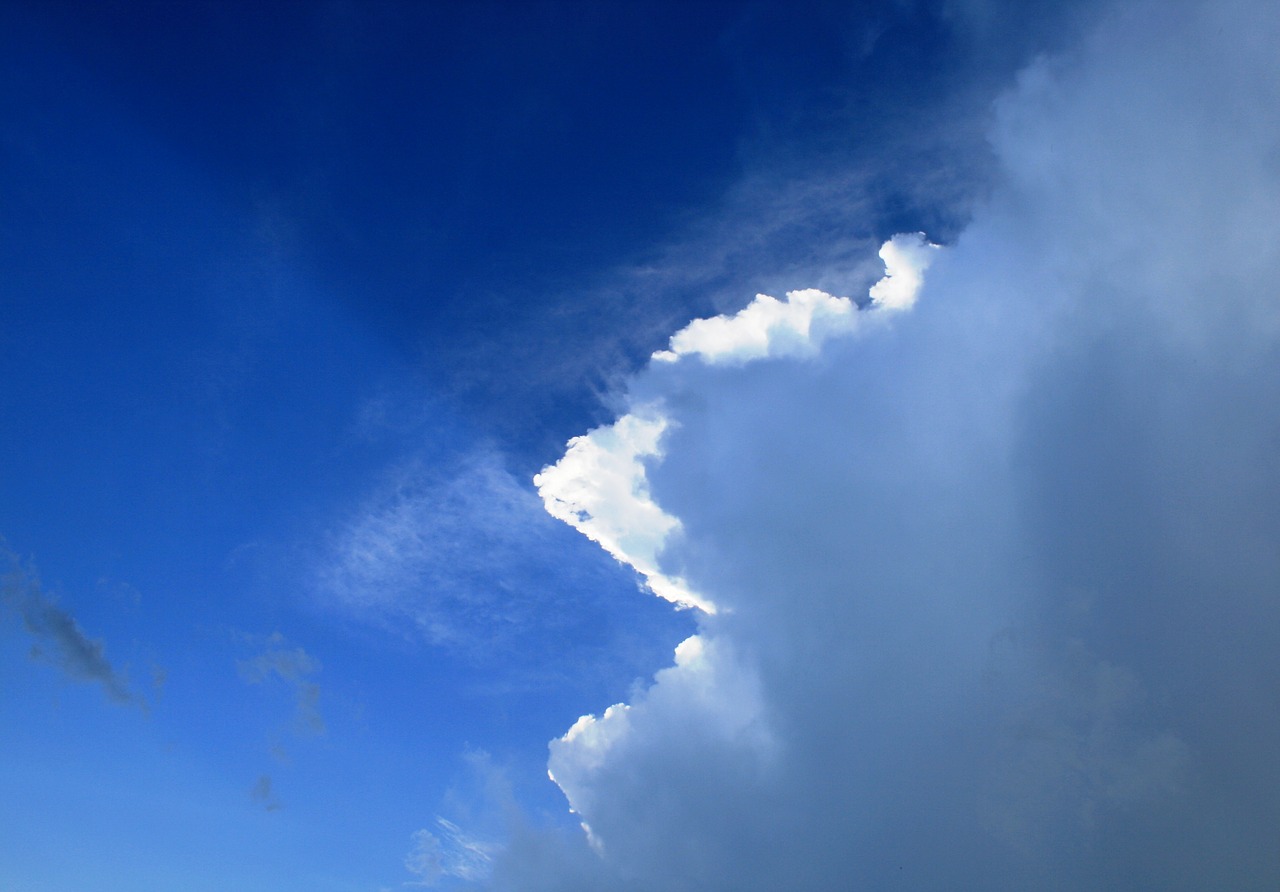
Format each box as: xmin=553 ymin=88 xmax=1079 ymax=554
xmin=316 ymin=450 xmax=565 ymax=647
xmin=413 ymin=4 xmax=1078 ymax=457
xmin=312 ymin=447 xmax=685 ymax=678
xmin=250 ymin=774 xmax=282 ymax=812
xmin=2 ymin=544 xmax=140 ymax=708
xmin=237 ymin=632 xmax=324 ymax=735
xmin=404 ymin=817 xmax=498 ymax=887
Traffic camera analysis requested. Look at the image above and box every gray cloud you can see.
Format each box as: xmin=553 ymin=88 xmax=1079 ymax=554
xmin=490 ymin=2 xmax=1280 ymax=889
xmin=2 ymin=545 xmax=139 ymax=707
xmin=250 ymin=774 xmax=281 ymax=812
xmin=237 ymin=632 xmax=324 ymax=735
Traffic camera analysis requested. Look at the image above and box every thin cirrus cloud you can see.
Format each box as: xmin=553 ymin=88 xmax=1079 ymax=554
xmin=312 ymin=447 xmax=687 ymax=678
xmin=405 ymin=817 xmax=498 ymax=887
xmin=314 ymin=452 xmax=558 ymax=648
xmin=489 ymin=2 xmax=1280 ymax=890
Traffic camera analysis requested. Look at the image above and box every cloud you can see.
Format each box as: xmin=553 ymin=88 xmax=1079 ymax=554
xmin=405 ymin=818 xmax=498 ymax=887
xmin=237 ymin=632 xmax=324 ymax=735
xmin=496 ymin=2 xmax=1280 ymax=889
xmin=250 ymin=774 xmax=282 ymax=812
xmin=535 ymin=233 xmax=936 ymax=618
xmin=2 ymin=545 xmax=139 ymax=707
xmin=313 ymin=447 xmax=691 ymax=687
xmin=413 ymin=2 xmax=1089 ymax=460
xmin=534 ymin=410 xmax=702 ymax=612
xmin=151 ymin=663 xmax=168 ymax=695
xmin=316 ymin=450 xmax=563 ymax=646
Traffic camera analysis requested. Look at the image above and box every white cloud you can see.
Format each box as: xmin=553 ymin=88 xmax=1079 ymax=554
xmin=405 ymin=818 xmax=498 ymax=887
xmin=533 ymin=234 xmax=937 ymax=618
xmin=652 ymin=233 xmax=936 ymax=366
xmin=498 ymin=2 xmax=1280 ymax=889
xmin=652 ymin=288 xmax=854 ymax=365
xmin=534 ymin=409 xmax=704 ymax=612
xmin=866 ymin=233 xmax=939 ymax=311
xmin=316 ymin=449 xmax=620 ymax=649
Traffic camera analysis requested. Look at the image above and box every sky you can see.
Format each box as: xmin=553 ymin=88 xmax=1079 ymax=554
xmin=2 ymin=1 xmax=1279 ymax=889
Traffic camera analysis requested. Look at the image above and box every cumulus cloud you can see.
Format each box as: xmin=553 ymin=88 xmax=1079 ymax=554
xmin=649 ymin=231 xmax=938 ymax=367
xmin=499 ymin=2 xmax=1280 ymax=889
xmin=237 ymin=632 xmax=325 ymax=735
xmin=534 ymin=410 xmax=701 ymax=612
xmin=534 ymin=233 xmax=937 ymax=618
xmin=2 ymin=545 xmax=139 ymax=707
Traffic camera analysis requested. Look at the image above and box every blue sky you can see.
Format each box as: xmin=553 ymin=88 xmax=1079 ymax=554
xmin=4 ymin=1 xmax=1280 ymax=890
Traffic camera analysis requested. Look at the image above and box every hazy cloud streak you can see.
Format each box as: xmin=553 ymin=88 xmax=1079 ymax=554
xmin=2 ymin=545 xmax=139 ymax=707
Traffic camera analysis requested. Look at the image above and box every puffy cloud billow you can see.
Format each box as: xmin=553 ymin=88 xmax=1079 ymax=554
xmin=503 ymin=2 xmax=1280 ymax=889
